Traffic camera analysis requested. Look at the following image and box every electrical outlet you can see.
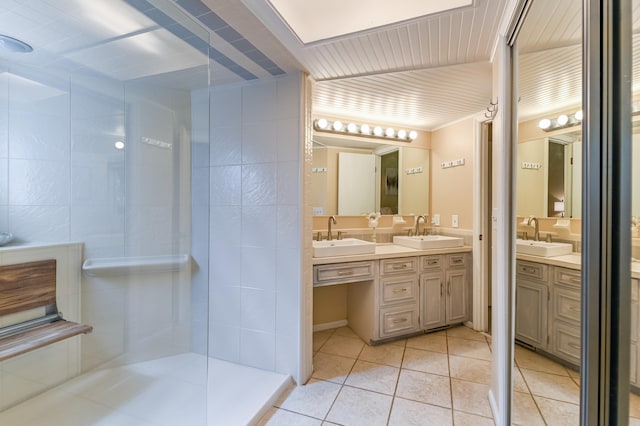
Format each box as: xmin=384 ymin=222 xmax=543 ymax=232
xmin=452 ymin=214 xmax=459 ymax=228
xmin=432 ymin=214 xmax=440 ymax=226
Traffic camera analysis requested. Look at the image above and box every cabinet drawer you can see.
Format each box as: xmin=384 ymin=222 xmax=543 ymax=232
xmin=313 ymin=261 xmax=375 ymax=286
xmin=379 ymin=304 xmax=418 ymax=338
xmin=381 ymin=276 xmax=418 ymax=306
xmin=554 ymin=267 xmax=581 ymax=288
xmin=552 ymin=321 xmax=581 ymax=366
xmin=553 ymin=286 xmax=581 ymax=324
xmin=447 ymin=254 xmax=467 ymax=268
xmin=516 ymin=260 xmax=548 ymax=281
xmin=420 ymin=255 xmax=443 ymax=271
xmin=381 ymin=257 xmax=417 ymax=276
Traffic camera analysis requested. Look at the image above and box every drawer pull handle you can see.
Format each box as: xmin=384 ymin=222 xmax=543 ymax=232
xmin=568 ymin=305 xmax=581 ymax=313
xmin=392 ymin=318 xmax=409 ymax=324
xmin=451 ymin=258 xmax=463 ymax=264
xmin=440 ymin=282 xmax=443 ymax=296
xmin=337 ymin=270 xmax=354 ymax=276
xmin=427 ymin=260 xmax=438 ymax=266
xmin=447 ymin=281 xmax=451 ymax=295
xmin=569 ymin=277 xmax=580 ymax=284
xmin=392 ymin=288 xmax=408 ymax=294
xmin=521 ymin=267 xmax=535 ymax=274
xmin=568 ymin=342 xmax=580 ymax=350
xmin=392 ymin=264 xmax=408 ymax=270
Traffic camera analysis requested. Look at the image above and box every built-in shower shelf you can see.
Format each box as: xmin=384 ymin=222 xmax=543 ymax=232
xmin=82 ymin=254 xmax=190 ymax=276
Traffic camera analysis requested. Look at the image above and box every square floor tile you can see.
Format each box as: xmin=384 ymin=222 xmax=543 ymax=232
xmin=319 ymin=334 xmax=365 ymax=359
xmin=513 ymin=391 xmax=545 ymax=425
xmin=453 ymin=410 xmax=496 ymax=425
xmin=406 ymin=333 xmax=448 ymax=353
xmin=326 ymin=386 xmax=392 ymax=426
xmin=333 ymin=326 xmax=360 ymax=339
xmin=514 ymin=345 xmax=568 ymax=376
xmin=513 ymin=367 xmax=529 ymax=393
xmin=275 ymin=379 xmax=341 ymax=419
xmin=312 ymin=352 xmax=356 ymax=384
xmin=447 ymin=337 xmax=492 ymax=361
xmin=257 ymin=407 xmax=322 ymax=425
xmin=631 ymin=392 xmax=640 ymax=418
xmin=449 ymin=355 xmax=492 ymax=385
xmin=447 ymin=325 xmax=487 ymax=342
xmin=396 ymin=369 xmax=452 ymax=408
xmin=313 ymin=330 xmax=333 ymax=353
xmin=344 ymin=360 xmax=400 ymax=395
xmin=358 ymin=343 xmax=405 ymax=367
xmin=388 ymin=397 xmax=452 ymax=425
xmin=451 ymin=379 xmax=493 ymax=418
xmin=520 ymin=368 xmax=580 ymax=404
xmin=402 ymin=347 xmax=449 ymax=376
xmin=534 ymin=395 xmax=579 ymax=425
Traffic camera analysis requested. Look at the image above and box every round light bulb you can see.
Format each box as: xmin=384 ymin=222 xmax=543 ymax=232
xmin=397 ymin=129 xmax=407 ymax=139
xmin=332 ymin=121 xmax=343 ymax=131
xmin=385 ymin=128 xmax=395 ymax=137
xmin=373 ymin=126 xmax=383 ymax=136
xmin=538 ymin=118 xmax=551 ymax=129
xmin=575 ymin=110 xmax=583 ymax=121
xmin=557 ymin=114 xmax=569 ymax=126
xmin=347 ymin=123 xmax=358 ymax=133
xmin=115 ymin=141 xmax=125 ymax=150
xmin=408 ymin=130 xmax=418 ymax=140
xmin=316 ymin=118 xmax=328 ymax=129
xmin=360 ymin=124 xmax=371 ymax=134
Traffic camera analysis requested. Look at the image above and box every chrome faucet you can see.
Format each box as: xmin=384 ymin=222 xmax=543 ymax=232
xmin=414 ymin=215 xmax=426 ymax=236
xmin=327 ymin=215 xmax=337 ymax=240
xmin=527 ymin=216 xmax=540 ymax=241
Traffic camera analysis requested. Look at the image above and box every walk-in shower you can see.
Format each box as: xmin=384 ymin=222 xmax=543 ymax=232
xmin=0 ymin=1 xmax=291 ymax=424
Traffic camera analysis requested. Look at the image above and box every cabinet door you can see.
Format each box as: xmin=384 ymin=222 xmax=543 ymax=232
xmin=515 ymin=279 xmax=548 ymax=349
xmin=446 ymin=269 xmax=468 ymax=324
xmin=420 ymin=272 xmax=445 ymax=329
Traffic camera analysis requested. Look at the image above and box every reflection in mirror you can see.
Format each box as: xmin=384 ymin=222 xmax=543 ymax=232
xmin=517 ymin=130 xmax=582 ymax=218
xmin=311 ymin=133 xmax=429 ymax=216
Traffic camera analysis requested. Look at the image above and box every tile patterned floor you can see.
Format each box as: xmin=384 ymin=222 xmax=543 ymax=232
xmin=258 ymin=325 xmax=640 ymax=425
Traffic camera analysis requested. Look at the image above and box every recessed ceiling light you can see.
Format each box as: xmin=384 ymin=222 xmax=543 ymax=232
xmin=268 ymin=0 xmax=473 ymax=44
xmin=0 ymin=35 xmax=33 ymax=53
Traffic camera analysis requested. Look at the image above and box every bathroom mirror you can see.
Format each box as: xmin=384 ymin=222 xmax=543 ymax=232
xmin=516 ymin=129 xmax=582 ymax=218
xmin=311 ymin=133 xmax=430 ymax=216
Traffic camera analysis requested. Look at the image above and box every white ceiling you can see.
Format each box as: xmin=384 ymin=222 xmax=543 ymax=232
xmin=3 ymin=0 xmax=635 ymax=130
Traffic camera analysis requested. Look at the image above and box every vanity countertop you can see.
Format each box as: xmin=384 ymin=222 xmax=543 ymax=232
xmin=517 ymin=252 xmax=640 ymax=279
xmin=312 ymin=243 xmax=472 ymax=265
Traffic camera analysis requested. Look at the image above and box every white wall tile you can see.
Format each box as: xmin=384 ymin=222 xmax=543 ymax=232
xmin=276 ymin=248 xmax=301 ymax=293
xmin=241 ymin=288 xmax=275 ymax=333
xmin=210 ymin=165 xmax=241 ymax=206
xmin=210 ymin=205 xmax=241 ymax=245
xmin=277 ymin=118 xmax=301 ymax=162
xmin=240 ymin=329 xmax=276 ymax=371
xmin=241 ymin=205 xmax=276 ymax=248
xmin=210 ymin=245 xmax=241 ymax=287
xmin=242 ymin=122 xmax=277 ymax=164
xmin=211 ymin=126 xmax=241 ymax=166
xmin=0 ymin=108 xmax=7 ymax=158
xmin=275 ymin=331 xmax=298 ymax=377
xmin=211 ymin=86 xmax=241 ymax=129
xmin=0 ymin=158 xmax=7 ymax=205
xmin=242 ymin=81 xmax=277 ymax=124
xmin=277 ymin=206 xmax=300 ymax=249
xmin=192 ymin=166 xmax=209 ymax=207
xmin=209 ymin=324 xmax=240 ymax=363
xmin=277 ymin=161 xmax=300 ymax=206
xmin=242 ymin=163 xmax=277 ymax=206
xmin=9 ymin=206 xmax=69 ymax=243
xmin=211 ymin=285 xmax=241 ymax=326
xmin=0 ymin=206 xmax=8 ymax=232
xmin=276 ymin=74 xmax=302 ymax=120
xmin=9 ymin=107 xmax=69 ymax=161
xmin=241 ymin=246 xmax=276 ymax=291
xmin=9 ymin=159 xmax=70 ymax=205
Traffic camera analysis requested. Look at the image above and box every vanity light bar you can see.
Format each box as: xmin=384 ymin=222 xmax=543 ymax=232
xmin=314 ymin=118 xmax=417 ymax=141
xmin=538 ymin=110 xmax=583 ymax=131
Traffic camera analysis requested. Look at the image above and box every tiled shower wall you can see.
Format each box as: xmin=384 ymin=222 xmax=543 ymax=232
xmin=204 ymin=72 xmax=303 ymax=379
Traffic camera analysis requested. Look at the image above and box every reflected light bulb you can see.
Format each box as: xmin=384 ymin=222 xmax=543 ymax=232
xmin=347 ymin=123 xmax=357 ymax=133
xmin=385 ymin=128 xmax=395 ymax=137
xmin=115 ymin=141 xmax=125 ymax=150
xmin=360 ymin=124 xmax=371 ymax=134
xmin=557 ymin=114 xmax=569 ymax=126
xmin=408 ymin=130 xmax=418 ymax=140
xmin=332 ymin=121 xmax=343 ymax=131
xmin=575 ymin=110 xmax=583 ymax=121
xmin=538 ymin=118 xmax=551 ymax=129
xmin=373 ymin=126 xmax=383 ymax=136
xmin=316 ymin=118 xmax=328 ymax=129
xmin=397 ymin=129 xmax=407 ymax=139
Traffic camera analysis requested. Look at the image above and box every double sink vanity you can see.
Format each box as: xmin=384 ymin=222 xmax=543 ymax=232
xmin=312 ymin=234 xmax=471 ymax=344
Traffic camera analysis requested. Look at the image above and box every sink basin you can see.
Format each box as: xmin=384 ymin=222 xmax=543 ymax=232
xmin=516 ymin=239 xmax=573 ymax=257
xmin=312 ymin=238 xmax=376 ymax=258
xmin=393 ymin=235 xmax=464 ymax=250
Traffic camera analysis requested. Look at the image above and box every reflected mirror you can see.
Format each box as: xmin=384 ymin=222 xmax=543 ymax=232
xmin=311 ymin=132 xmax=430 ymax=216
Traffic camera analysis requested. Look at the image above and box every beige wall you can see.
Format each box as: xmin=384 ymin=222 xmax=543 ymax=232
xmin=430 ymin=118 xmax=475 ymax=229
xmin=516 ymin=138 xmax=547 ymax=217
xmin=400 ymin=147 xmax=430 ymax=216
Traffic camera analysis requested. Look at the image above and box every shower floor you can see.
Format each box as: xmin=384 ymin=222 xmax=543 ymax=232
xmin=0 ymin=353 xmax=290 ymax=425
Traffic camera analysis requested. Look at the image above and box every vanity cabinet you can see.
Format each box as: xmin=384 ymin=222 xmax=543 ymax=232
xmin=632 ymin=279 xmax=639 ymax=386
xmin=378 ymin=258 xmax=419 ymax=338
xmin=515 ymin=260 xmax=549 ymax=349
xmin=549 ymin=267 xmax=581 ymax=365
xmin=420 ymin=253 xmax=471 ymax=330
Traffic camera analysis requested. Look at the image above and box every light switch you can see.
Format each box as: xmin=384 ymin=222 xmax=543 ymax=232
xmin=452 ymin=214 xmax=459 ymax=228
xmin=432 ymin=214 xmax=440 ymax=226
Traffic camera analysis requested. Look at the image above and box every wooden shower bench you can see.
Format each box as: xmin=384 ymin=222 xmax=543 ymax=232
xmin=0 ymin=259 xmax=92 ymax=361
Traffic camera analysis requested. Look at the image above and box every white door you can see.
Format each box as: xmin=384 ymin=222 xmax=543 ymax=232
xmin=338 ymin=152 xmax=376 ymax=215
